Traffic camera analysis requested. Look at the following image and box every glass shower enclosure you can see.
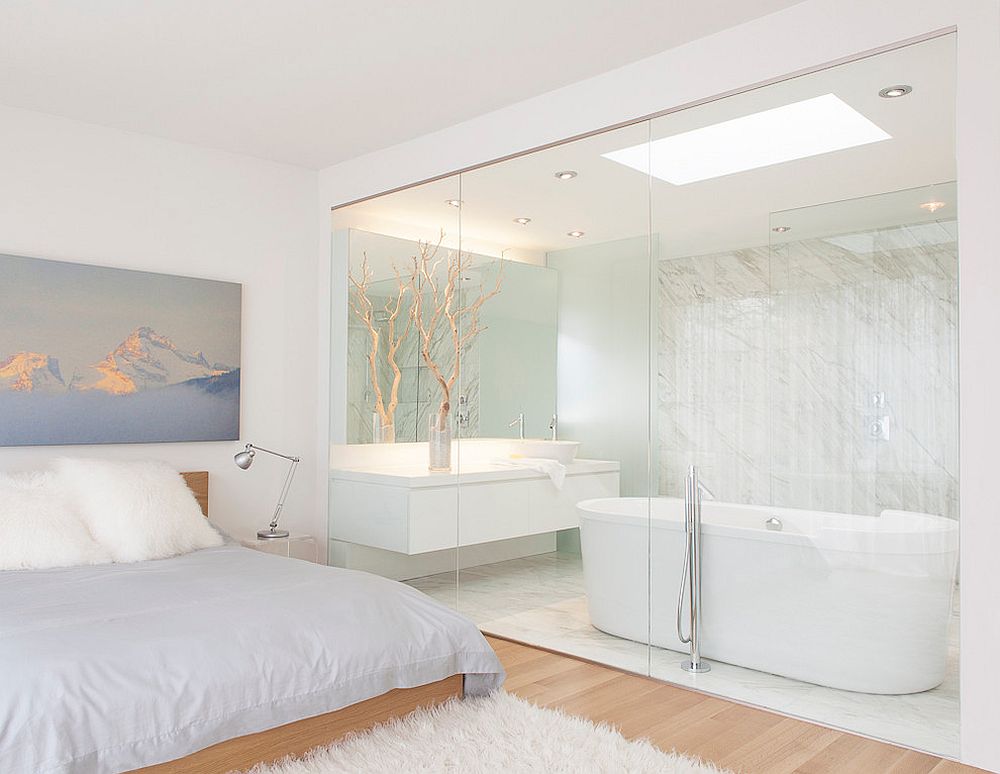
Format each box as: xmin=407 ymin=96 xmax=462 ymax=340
xmin=329 ymin=32 xmax=959 ymax=758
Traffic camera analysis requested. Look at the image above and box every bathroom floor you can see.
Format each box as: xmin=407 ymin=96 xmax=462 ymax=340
xmin=406 ymin=551 xmax=960 ymax=759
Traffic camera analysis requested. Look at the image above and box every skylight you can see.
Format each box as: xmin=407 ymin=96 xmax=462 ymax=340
xmin=602 ymin=94 xmax=891 ymax=185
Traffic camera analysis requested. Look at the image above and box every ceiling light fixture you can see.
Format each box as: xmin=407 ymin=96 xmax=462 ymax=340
xmin=920 ymin=200 xmax=946 ymax=213
xmin=555 ymin=170 xmax=577 ymax=180
xmin=567 ymin=230 xmax=585 ymax=238
xmin=603 ymin=94 xmax=891 ymax=185
xmin=444 ymin=199 xmax=463 ymax=208
xmin=879 ymin=85 xmax=912 ymax=98
xmin=772 ymin=226 xmax=792 ymax=233
xmin=513 ymin=217 xmax=532 ymax=225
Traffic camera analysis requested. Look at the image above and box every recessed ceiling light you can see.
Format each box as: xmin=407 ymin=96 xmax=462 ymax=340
xmin=513 ymin=217 xmax=532 ymax=225
xmin=772 ymin=226 xmax=792 ymax=233
xmin=444 ymin=199 xmax=463 ymax=208
xmin=603 ymin=94 xmax=891 ymax=185
xmin=567 ymin=230 xmax=585 ymax=238
xmin=920 ymin=200 xmax=946 ymax=213
xmin=879 ymin=85 xmax=912 ymax=99
xmin=555 ymin=170 xmax=577 ymax=180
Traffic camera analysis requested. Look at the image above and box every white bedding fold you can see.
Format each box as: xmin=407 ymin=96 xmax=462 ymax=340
xmin=0 ymin=544 xmax=503 ymax=773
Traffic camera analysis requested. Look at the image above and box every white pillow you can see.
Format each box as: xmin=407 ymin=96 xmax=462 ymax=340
xmin=0 ymin=471 xmax=111 ymax=571
xmin=54 ymin=458 xmax=223 ymax=563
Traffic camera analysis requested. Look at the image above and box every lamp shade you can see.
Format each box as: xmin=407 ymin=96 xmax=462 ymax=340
xmin=234 ymin=448 xmax=255 ymax=469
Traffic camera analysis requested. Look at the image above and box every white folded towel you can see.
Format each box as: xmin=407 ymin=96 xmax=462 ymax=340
xmin=492 ymin=457 xmax=567 ymax=489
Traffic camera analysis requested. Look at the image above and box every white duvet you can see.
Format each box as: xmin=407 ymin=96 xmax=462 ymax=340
xmin=0 ymin=544 xmax=504 ymax=773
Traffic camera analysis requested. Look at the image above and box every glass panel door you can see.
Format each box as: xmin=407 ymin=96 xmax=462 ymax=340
xmin=455 ymin=122 xmax=652 ymax=675
xmin=330 ymin=175 xmax=463 ymax=608
xmin=644 ymin=34 xmax=959 ymax=759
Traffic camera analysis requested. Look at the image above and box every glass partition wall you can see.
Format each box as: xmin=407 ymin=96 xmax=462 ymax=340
xmin=330 ymin=33 xmax=959 ymax=757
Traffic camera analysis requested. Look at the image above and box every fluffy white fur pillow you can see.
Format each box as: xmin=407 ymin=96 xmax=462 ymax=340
xmin=0 ymin=471 xmax=111 ymax=571
xmin=54 ymin=458 xmax=223 ymax=563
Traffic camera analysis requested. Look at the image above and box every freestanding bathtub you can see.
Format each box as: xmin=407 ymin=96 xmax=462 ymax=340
xmin=578 ymin=497 xmax=959 ymax=694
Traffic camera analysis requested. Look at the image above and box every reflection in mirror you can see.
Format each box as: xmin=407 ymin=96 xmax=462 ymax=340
xmin=343 ymin=232 xmax=555 ymax=446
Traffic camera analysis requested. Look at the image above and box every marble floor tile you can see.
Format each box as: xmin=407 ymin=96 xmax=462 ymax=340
xmin=406 ymin=552 xmax=959 ymax=759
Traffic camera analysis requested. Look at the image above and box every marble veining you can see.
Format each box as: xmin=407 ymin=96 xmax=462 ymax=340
xmin=657 ymin=219 xmax=958 ymax=520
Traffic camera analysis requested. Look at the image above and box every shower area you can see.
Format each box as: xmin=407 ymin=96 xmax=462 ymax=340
xmin=328 ymin=33 xmax=959 ymax=758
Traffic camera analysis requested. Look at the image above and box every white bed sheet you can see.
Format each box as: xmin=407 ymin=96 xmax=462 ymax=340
xmin=0 ymin=544 xmax=503 ymax=773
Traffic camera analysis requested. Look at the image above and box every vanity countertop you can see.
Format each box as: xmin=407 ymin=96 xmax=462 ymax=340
xmin=330 ymin=458 xmax=619 ymax=488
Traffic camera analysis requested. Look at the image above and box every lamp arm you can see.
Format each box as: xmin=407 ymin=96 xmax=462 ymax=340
xmin=268 ymin=457 xmax=299 ymax=530
xmin=246 ymin=443 xmax=301 ymax=463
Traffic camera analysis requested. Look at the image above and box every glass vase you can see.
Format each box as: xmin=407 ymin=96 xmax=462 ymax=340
xmin=428 ymin=413 xmax=452 ymax=472
xmin=372 ymin=413 xmax=395 ymax=444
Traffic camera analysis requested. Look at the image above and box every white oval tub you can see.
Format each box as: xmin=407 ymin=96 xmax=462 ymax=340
xmin=578 ymin=497 xmax=958 ymax=694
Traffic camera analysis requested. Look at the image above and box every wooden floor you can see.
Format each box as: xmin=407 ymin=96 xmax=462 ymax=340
xmin=488 ymin=636 xmax=982 ymax=774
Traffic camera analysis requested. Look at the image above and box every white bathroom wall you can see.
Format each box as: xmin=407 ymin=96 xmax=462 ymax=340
xmin=0 ymin=106 xmax=320 ymax=545
xmin=318 ymin=2 xmax=1000 ymax=767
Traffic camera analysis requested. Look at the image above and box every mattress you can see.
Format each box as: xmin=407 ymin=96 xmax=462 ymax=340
xmin=0 ymin=544 xmax=504 ymax=773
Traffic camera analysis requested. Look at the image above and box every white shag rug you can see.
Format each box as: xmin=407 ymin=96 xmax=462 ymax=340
xmin=247 ymin=690 xmax=729 ymax=774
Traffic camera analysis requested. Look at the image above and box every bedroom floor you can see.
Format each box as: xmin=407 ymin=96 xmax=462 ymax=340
xmin=407 ymin=551 xmax=961 ymax=760
xmin=488 ymin=635 xmax=977 ymax=774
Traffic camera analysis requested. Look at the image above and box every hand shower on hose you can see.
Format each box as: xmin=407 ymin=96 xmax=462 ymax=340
xmin=676 ymin=465 xmax=713 ymax=674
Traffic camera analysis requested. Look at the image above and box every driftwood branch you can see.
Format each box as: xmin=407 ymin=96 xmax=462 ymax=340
xmin=348 ymin=252 xmax=413 ymax=434
xmin=409 ymin=231 xmax=504 ymax=431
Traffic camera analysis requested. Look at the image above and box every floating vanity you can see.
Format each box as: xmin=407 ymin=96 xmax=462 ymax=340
xmin=329 ymin=439 xmax=620 ymax=578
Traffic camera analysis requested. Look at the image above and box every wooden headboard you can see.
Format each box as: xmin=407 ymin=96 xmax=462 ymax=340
xmin=181 ymin=471 xmax=209 ymax=517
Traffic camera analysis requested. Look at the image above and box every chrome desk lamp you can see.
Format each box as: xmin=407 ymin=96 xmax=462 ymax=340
xmin=234 ymin=443 xmax=300 ymax=539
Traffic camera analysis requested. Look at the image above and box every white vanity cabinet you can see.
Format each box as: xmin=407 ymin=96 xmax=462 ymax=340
xmin=330 ymin=459 xmax=620 ymax=555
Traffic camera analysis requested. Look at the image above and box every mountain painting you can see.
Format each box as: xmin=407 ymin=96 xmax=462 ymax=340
xmin=0 ymin=253 xmax=241 ymax=445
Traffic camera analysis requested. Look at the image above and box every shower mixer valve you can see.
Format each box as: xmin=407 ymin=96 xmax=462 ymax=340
xmin=869 ymin=415 xmax=890 ymax=440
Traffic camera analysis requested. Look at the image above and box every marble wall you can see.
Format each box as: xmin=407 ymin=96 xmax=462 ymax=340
xmin=658 ymin=220 xmax=959 ymax=519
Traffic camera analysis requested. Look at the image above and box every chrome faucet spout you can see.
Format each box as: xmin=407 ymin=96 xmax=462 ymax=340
xmin=508 ymin=412 xmax=525 ymax=440
xmin=549 ymin=414 xmax=558 ymax=441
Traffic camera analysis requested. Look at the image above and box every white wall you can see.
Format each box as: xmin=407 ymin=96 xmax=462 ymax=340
xmin=0 ymin=106 xmax=320 ymax=546
xmin=318 ymin=0 xmax=1000 ymax=768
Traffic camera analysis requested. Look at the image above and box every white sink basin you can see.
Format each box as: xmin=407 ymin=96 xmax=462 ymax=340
xmin=511 ymin=440 xmax=581 ymax=464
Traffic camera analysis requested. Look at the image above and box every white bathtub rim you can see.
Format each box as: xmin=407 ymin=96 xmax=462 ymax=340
xmin=577 ymin=496 xmax=959 ymax=556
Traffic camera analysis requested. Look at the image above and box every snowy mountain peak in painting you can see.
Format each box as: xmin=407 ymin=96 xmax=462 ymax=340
xmin=0 ymin=352 xmax=65 ymax=392
xmin=75 ymin=326 xmax=234 ymax=395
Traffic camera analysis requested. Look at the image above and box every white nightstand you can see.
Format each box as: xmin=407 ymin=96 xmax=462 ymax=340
xmin=240 ymin=534 xmax=318 ymax=563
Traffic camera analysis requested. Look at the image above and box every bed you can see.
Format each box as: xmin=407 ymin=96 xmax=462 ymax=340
xmin=0 ymin=472 xmax=504 ymax=773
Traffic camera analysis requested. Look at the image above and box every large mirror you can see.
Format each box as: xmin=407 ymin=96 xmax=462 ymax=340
xmin=339 ymin=210 xmax=556 ymax=444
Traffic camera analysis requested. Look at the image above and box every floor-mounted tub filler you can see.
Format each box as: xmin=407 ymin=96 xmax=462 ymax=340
xmin=578 ymin=496 xmax=959 ymax=694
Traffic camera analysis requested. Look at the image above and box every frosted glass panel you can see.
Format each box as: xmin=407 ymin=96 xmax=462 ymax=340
xmin=548 ymin=235 xmax=652 ymax=496
xmin=474 ymin=260 xmax=557 ymax=439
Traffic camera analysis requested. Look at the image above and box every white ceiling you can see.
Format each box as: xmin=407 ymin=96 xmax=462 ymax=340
xmin=0 ymin=0 xmax=806 ymax=169
xmin=336 ymin=34 xmax=957 ymax=264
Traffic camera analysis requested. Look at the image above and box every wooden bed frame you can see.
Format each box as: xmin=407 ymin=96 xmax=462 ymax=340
xmin=133 ymin=473 xmax=466 ymax=773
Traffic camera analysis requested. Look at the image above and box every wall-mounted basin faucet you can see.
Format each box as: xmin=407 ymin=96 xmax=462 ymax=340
xmin=549 ymin=414 xmax=558 ymax=441
xmin=509 ymin=412 xmax=525 ymax=440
